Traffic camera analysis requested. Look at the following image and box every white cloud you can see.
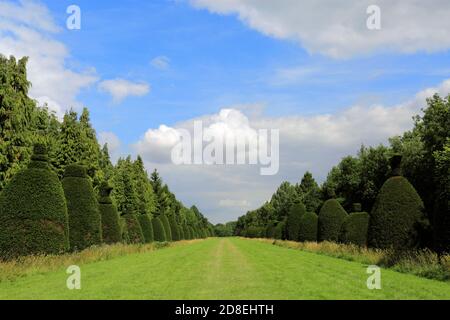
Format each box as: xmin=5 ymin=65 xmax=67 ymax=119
xmin=98 ymin=79 xmax=150 ymax=103
xmin=135 ymin=78 xmax=450 ymax=223
xmin=219 ymin=199 xmax=251 ymax=208
xmin=0 ymin=0 xmax=98 ymax=118
xmin=190 ymin=0 xmax=450 ymax=58
xmin=151 ymin=55 xmax=170 ymax=70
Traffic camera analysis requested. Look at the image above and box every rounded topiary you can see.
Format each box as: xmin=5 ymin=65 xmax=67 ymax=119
xmin=298 ymin=212 xmax=318 ymax=242
xmin=98 ymin=182 xmax=122 ymax=244
xmin=184 ymin=225 xmax=192 ymax=240
xmin=122 ymin=212 xmax=144 ymax=244
xmin=179 ymin=225 xmax=185 ymax=240
xmin=286 ymin=202 xmax=306 ymax=241
xmin=119 ymin=217 xmax=130 ymax=244
xmin=189 ymin=226 xmax=196 ymax=239
xmin=152 ymin=217 xmax=166 ymax=242
xmin=160 ymin=214 xmax=172 ymax=241
xmin=168 ymin=215 xmax=180 ymax=241
xmin=274 ymin=221 xmax=285 ymax=240
xmin=318 ymin=199 xmax=348 ymax=242
xmin=138 ymin=214 xmax=154 ymax=243
xmin=0 ymin=144 xmax=69 ymax=259
xmin=62 ymin=164 xmax=102 ymax=251
xmin=265 ymin=222 xmax=276 ymax=239
xmin=340 ymin=212 xmax=369 ymax=246
xmin=368 ymin=176 xmax=426 ymax=249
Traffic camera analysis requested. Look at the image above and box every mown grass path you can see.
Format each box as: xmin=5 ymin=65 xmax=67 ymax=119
xmin=0 ymin=238 xmax=449 ymax=299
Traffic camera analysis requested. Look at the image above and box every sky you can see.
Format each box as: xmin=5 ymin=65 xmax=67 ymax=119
xmin=1 ymin=0 xmax=450 ymax=223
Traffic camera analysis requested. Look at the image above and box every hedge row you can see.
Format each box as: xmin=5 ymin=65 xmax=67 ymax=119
xmin=0 ymin=144 xmax=212 ymax=260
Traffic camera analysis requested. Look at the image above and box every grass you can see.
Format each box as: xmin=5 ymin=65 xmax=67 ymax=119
xmin=264 ymin=239 xmax=450 ymax=281
xmin=0 ymin=238 xmax=449 ymax=300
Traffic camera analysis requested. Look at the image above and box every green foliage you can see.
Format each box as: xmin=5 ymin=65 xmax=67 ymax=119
xmin=274 ymin=221 xmax=286 ymax=240
xmin=298 ymin=172 xmax=323 ymax=213
xmin=98 ymin=182 xmax=122 ymax=244
xmin=318 ymin=199 xmax=348 ymax=242
xmin=138 ymin=214 xmax=154 ymax=243
xmin=160 ymin=214 xmax=172 ymax=241
xmin=62 ymin=164 xmax=102 ymax=251
xmin=369 ymin=176 xmax=427 ymax=249
xmin=340 ymin=212 xmax=369 ymax=246
xmin=123 ymin=213 xmax=144 ymax=244
xmin=168 ymin=215 xmax=180 ymax=241
xmin=0 ymin=144 xmax=69 ymax=259
xmin=184 ymin=225 xmax=192 ymax=240
xmin=119 ymin=217 xmax=130 ymax=244
xmin=286 ymin=202 xmax=306 ymax=241
xmin=152 ymin=217 xmax=166 ymax=242
xmin=189 ymin=226 xmax=196 ymax=239
xmin=245 ymin=226 xmax=264 ymax=238
xmin=214 ymin=222 xmax=236 ymax=237
xmin=433 ymin=139 xmax=450 ymax=253
xmin=265 ymin=222 xmax=276 ymax=239
xmin=298 ymin=212 xmax=318 ymax=242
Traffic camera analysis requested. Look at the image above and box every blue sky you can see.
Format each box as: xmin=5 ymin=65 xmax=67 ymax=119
xmin=2 ymin=0 xmax=450 ymax=223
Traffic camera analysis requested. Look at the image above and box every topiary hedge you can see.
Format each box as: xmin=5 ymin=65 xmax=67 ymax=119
xmin=168 ymin=215 xmax=180 ymax=241
xmin=119 ymin=217 xmax=130 ymax=244
xmin=62 ymin=164 xmax=102 ymax=251
xmin=318 ymin=199 xmax=348 ymax=242
xmin=152 ymin=217 xmax=166 ymax=242
xmin=98 ymin=182 xmax=122 ymax=244
xmin=298 ymin=212 xmax=318 ymax=242
xmin=368 ymin=176 xmax=426 ymax=249
xmin=286 ymin=202 xmax=306 ymax=241
xmin=138 ymin=214 xmax=154 ymax=243
xmin=179 ymin=225 xmax=185 ymax=240
xmin=0 ymin=144 xmax=69 ymax=259
xmin=123 ymin=211 xmax=144 ymax=244
xmin=160 ymin=214 xmax=172 ymax=241
xmin=274 ymin=221 xmax=286 ymax=240
xmin=189 ymin=226 xmax=196 ymax=239
xmin=185 ymin=225 xmax=192 ymax=240
xmin=340 ymin=212 xmax=369 ymax=246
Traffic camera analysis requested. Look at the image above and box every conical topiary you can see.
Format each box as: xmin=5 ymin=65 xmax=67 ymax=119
xmin=0 ymin=144 xmax=69 ymax=259
xmin=63 ymin=164 xmax=102 ymax=251
xmin=122 ymin=210 xmax=144 ymax=244
xmin=183 ymin=225 xmax=191 ymax=240
xmin=318 ymin=199 xmax=348 ymax=242
xmin=152 ymin=217 xmax=166 ymax=242
xmin=298 ymin=212 xmax=318 ymax=242
xmin=286 ymin=201 xmax=306 ymax=241
xmin=98 ymin=182 xmax=122 ymax=244
xmin=368 ymin=156 xmax=427 ymax=249
xmin=179 ymin=224 xmax=185 ymax=240
xmin=168 ymin=215 xmax=180 ymax=241
xmin=160 ymin=214 xmax=172 ymax=241
xmin=138 ymin=214 xmax=154 ymax=243
xmin=119 ymin=217 xmax=130 ymax=244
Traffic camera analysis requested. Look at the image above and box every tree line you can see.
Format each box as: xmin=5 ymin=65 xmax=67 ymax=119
xmin=232 ymin=93 xmax=449 ymax=254
xmin=0 ymin=56 xmax=213 ymax=259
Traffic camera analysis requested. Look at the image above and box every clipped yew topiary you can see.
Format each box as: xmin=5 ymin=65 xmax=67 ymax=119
xmin=368 ymin=156 xmax=427 ymax=249
xmin=318 ymin=199 xmax=348 ymax=242
xmin=286 ymin=202 xmax=307 ymax=241
xmin=274 ymin=221 xmax=285 ymax=240
xmin=0 ymin=144 xmax=69 ymax=259
xmin=160 ymin=214 xmax=172 ymax=241
xmin=98 ymin=182 xmax=122 ymax=244
xmin=340 ymin=212 xmax=369 ymax=246
xmin=298 ymin=212 xmax=318 ymax=242
xmin=138 ymin=214 xmax=154 ymax=243
xmin=119 ymin=217 xmax=130 ymax=244
xmin=63 ymin=164 xmax=102 ymax=251
xmin=152 ymin=217 xmax=166 ymax=242
xmin=168 ymin=215 xmax=180 ymax=241
xmin=122 ymin=210 xmax=144 ymax=244
xmin=179 ymin=225 xmax=185 ymax=240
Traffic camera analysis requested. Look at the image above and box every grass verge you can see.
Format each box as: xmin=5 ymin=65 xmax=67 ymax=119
xmin=0 ymin=240 xmax=199 ymax=283
xmin=253 ymin=238 xmax=450 ymax=282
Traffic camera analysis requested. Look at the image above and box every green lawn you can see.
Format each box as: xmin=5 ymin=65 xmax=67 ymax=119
xmin=0 ymin=238 xmax=449 ymax=300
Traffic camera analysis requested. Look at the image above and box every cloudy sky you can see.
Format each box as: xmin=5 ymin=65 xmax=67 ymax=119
xmin=1 ymin=0 xmax=450 ymax=223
